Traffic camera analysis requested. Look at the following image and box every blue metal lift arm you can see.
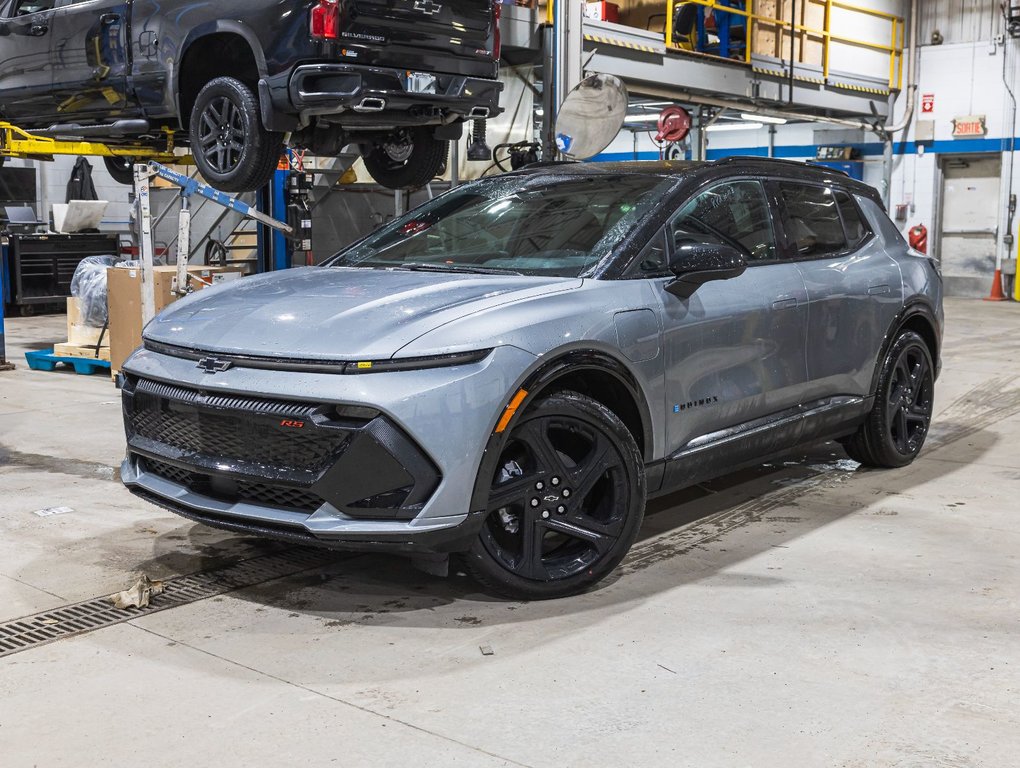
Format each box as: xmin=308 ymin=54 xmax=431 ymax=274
xmin=144 ymin=162 xmax=294 ymax=236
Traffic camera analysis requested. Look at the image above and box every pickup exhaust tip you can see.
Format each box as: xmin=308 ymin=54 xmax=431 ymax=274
xmin=353 ymin=97 xmax=387 ymax=113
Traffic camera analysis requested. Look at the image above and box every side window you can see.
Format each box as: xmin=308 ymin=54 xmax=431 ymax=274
xmin=670 ymin=180 xmax=776 ymax=262
xmin=10 ymin=0 xmax=55 ymax=14
xmin=835 ymin=190 xmax=870 ymax=249
xmin=778 ymin=182 xmax=848 ymax=257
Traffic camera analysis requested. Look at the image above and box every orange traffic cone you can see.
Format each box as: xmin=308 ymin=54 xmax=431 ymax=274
xmin=984 ymin=268 xmax=1008 ymax=301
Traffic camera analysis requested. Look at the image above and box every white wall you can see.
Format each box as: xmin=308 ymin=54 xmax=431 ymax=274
xmin=887 ymin=36 xmax=1019 ymax=267
xmin=5 ymin=154 xmax=134 ymax=232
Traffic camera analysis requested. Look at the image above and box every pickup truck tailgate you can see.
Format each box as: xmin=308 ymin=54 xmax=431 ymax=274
xmin=340 ymin=0 xmax=497 ymax=78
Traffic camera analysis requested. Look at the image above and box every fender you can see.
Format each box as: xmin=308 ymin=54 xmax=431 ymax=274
xmin=468 ymin=348 xmax=657 ymax=516
xmin=869 ymin=298 xmax=942 ymax=396
xmin=172 ymin=21 xmax=270 ymax=126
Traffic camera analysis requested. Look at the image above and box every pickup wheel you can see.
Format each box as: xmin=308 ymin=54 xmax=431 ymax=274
xmin=362 ymin=127 xmax=448 ymax=190
xmin=103 ymin=156 xmax=135 ymax=186
xmin=189 ymin=76 xmax=282 ymax=193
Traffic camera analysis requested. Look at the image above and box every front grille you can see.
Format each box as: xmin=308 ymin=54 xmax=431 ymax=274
xmin=128 ymin=378 xmax=348 ymax=473
xmin=144 ymin=458 xmax=325 ymax=513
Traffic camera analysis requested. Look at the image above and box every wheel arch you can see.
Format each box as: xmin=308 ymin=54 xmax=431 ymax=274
xmin=175 ymin=24 xmax=268 ymax=132
xmin=468 ymin=348 xmax=656 ymax=515
xmin=870 ymin=299 xmax=942 ymax=396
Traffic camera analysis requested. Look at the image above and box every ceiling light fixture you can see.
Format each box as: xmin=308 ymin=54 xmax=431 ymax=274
xmin=742 ymin=113 xmax=788 ymax=125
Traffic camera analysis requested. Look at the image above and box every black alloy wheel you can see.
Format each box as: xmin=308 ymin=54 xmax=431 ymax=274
xmin=198 ymin=95 xmax=246 ymax=175
xmin=842 ymin=330 xmax=935 ymax=467
xmin=189 ymin=76 xmax=282 ymax=193
xmin=464 ymin=392 xmax=646 ymax=599
xmin=886 ymin=342 xmax=934 ymax=455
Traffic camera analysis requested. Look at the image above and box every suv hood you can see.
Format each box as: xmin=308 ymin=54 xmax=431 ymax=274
xmin=144 ymin=267 xmax=580 ymax=360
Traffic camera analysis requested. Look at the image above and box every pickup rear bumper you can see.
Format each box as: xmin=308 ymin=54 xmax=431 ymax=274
xmin=284 ymin=64 xmax=503 ymax=125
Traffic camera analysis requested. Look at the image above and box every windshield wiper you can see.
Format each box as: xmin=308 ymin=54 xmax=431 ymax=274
xmin=393 ymin=263 xmax=523 ymax=276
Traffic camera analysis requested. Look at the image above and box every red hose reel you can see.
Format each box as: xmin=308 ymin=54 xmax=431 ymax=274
xmin=655 ymin=106 xmax=692 ymax=144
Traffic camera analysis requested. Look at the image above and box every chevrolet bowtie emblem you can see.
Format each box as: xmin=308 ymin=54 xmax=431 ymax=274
xmin=413 ymin=0 xmax=442 ymax=14
xmin=197 ymin=357 xmax=232 ymax=373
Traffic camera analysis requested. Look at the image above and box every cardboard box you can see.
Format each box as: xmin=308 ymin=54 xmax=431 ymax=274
xmin=107 ymin=265 xmax=243 ymax=376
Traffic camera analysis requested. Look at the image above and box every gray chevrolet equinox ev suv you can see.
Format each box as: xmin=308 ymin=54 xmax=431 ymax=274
xmin=120 ymin=159 xmax=943 ymax=599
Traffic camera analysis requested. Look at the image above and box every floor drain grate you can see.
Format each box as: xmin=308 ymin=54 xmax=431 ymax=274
xmin=0 ymin=547 xmax=336 ymax=658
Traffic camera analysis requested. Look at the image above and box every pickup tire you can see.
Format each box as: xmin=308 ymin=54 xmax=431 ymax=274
xmin=189 ymin=77 xmax=283 ymax=193
xmin=103 ymin=156 xmax=135 ymax=186
xmin=362 ymin=127 xmax=448 ymax=190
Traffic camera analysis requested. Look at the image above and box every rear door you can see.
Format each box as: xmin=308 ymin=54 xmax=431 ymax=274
xmin=777 ymin=180 xmax=903 ymax=398
xmin=341 ymin=0 xmax=496 ymax=77
xmin=46 ymin=0 xmax=133 ymax=122
xmin=0 ymin=0 xmax=59 ymax=122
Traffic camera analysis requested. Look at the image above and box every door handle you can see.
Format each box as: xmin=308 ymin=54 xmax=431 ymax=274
xmin=100 ymin=13 xmax=119 ymax=24
xmin=867 ymin=284 xmax=890 ymax=295
xmin=28 ymin=23 xmax=48 ymax=36
xmin=771 ymin=297 xmax=798 ymax=310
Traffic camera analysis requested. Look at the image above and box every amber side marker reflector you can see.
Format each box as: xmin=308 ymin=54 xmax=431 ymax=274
xmin=495 ymin=389 xmax=528 ymax=434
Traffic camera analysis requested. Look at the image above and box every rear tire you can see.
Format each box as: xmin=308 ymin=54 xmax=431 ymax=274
xmin=362 ymin=127 xmax=448 ymax=190
xmin=463 ymin=392 xmax=646 ymax=600
xmin=842 ymin=330 xmax=935 ymax=468
xmin=189 ymin=76 xmax=283 ymax=193
xmin=103 ymin=156 xmax=135 ymax=186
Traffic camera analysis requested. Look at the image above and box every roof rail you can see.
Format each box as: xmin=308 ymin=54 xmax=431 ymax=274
xmin=714 ymin=155 xmax=854 ymax=178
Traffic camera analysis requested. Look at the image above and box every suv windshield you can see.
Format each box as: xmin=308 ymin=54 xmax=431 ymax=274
xmin=325 ymin=173 xmax=676 ymax=277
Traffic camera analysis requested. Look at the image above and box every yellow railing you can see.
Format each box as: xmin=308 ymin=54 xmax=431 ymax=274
xmin=545 ymin=0 xmax=903 ymax=91
xmin=666 ymin=0 xmax=903 ymax=90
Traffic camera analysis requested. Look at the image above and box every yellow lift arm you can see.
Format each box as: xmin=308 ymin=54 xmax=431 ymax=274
xmin=0 ymin=121 xmax=188 ymax=164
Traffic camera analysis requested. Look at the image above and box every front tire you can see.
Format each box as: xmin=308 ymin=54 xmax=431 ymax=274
xmin=189 ymin=76 xmax=283 ymax=193
xmin=362 ymin=127 xmax=448 ymax=190
xmin=842 ymin=330 xmax=935 ymax=467
xmin=463 ymin=392 xmax=646 ymax=600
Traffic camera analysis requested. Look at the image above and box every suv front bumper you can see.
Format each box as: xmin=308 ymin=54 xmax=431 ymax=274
xmin=285 ymin=64 xmax=503 ymax=124
xmin=119 ymin=344 xmax=535 ymax=553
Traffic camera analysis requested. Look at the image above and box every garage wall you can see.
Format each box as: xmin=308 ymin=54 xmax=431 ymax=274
xmin=918 ymin=0 xmax=1004 ymax=45
xmin=6 ymin=155 xmax=133 ymax=233
xmin=887 ymin=34 xmax=1019 ymax=289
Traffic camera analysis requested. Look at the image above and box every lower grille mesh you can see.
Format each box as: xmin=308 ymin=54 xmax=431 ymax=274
xmin=144 ymin=459 xmax=325 ymax=513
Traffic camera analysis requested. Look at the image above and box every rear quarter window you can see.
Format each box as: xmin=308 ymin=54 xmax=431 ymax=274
xmin=835 ymin=190 xmax=870 ymax=249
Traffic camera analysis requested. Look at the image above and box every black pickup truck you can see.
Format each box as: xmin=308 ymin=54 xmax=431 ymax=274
xmin=0 ymin=0 xmax=503 ymax=191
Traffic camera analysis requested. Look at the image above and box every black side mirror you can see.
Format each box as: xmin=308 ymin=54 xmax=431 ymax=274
xmin=665 ymin=241 xmax=748 ymax=299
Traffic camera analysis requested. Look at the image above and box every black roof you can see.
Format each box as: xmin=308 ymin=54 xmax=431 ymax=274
xmin=515 ymin=157 xmax=882 ymax=205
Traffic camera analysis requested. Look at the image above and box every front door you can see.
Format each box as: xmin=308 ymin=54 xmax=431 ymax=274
xmin=938 ymin=154 xmax=1001 ymax=297
xmin=47 ymin=0 xmax=132 ymax=122
xmin=0 ymin=0 xmax=59 ymax=123
xmin=656 ymin=178 xmax=809 ymax=484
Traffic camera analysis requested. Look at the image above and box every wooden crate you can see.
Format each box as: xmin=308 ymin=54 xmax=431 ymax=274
xmin=66 ymin=298 xmax=111 ymax=348
xmin=752 ymin=0 xmax=824 ymax=66
xmin=53 ymin=342 xmax=112 ymax=363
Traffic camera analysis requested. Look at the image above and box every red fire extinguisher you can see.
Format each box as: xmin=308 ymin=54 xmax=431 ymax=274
xmin=908 ymin=224 xmax=928 ymax=254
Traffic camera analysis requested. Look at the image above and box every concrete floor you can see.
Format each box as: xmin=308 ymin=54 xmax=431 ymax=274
xmin=0 ymin=298 xmax=1018 ymax=767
